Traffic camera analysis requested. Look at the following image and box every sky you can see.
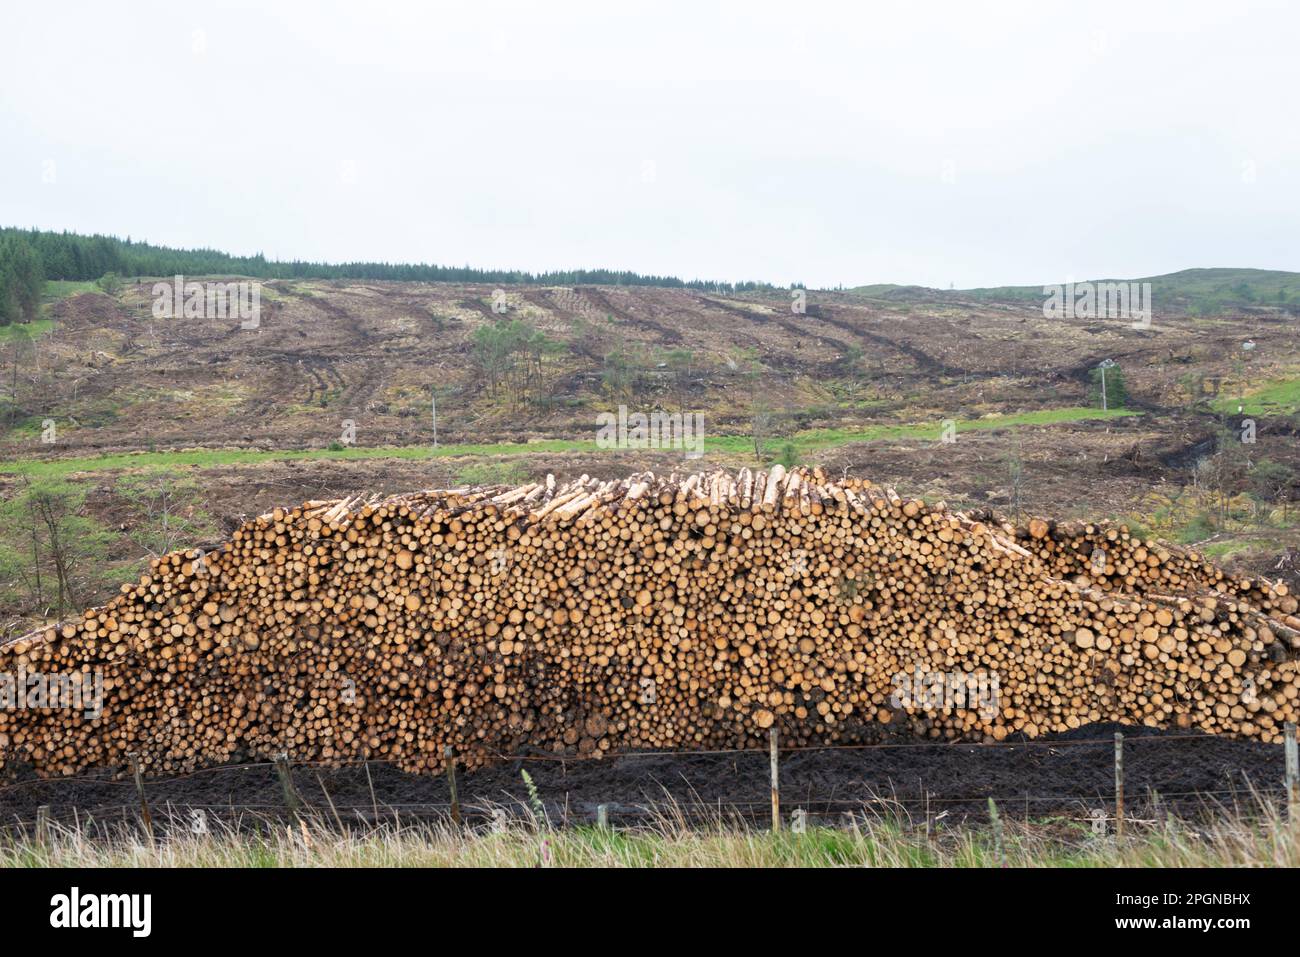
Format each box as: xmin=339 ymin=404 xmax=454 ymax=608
xmin=2 ymin=0 xmax=1297 ymax=289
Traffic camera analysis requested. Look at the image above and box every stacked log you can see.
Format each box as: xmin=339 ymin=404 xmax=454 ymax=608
xmin=1 ymin=467 xmax=1296 ymax=778
xmin=1021 ymin=516 xmax=1281 ymax=605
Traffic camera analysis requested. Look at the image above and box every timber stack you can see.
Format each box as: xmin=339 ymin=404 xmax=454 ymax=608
xmin=2 ymin=467 xmax=1297 ymax=777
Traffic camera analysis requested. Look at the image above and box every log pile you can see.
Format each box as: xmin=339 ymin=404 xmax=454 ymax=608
xmin=1023 ymin=516 xmax=1284 ymax=609
xmin=2 ymin=467 xmax=1297 ymax=778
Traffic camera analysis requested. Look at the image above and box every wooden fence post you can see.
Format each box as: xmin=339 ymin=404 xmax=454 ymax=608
xmin=1113 ymin=732 xmax=1125 ymax=840
xmin=988 ymin=798 xmax=1005 ymax=867
xmin=35 ymin=805 xmax=49 ymax=849
xmin=129 ymin=753 xmax=154 ymax=846
xmin=444 ymin=745 xmax=461 ymax=827
xmin=769 ymin=726 xmax=780 ymax=833
xmin=275 ymin=752 xmax=302 ymax=820
xmin=1285 ymin=722 xmax=1298 ymax=822
xmin=596 ymin=804 xmax=609 ymax=829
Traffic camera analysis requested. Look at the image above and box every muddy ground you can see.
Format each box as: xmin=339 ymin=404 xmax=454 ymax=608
xmin=1 ymin=723 xmax=1284 ymax=833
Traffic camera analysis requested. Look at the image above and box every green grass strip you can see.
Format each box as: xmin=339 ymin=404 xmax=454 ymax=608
xmin=0 ymin=406 xmax=1138 ymax=478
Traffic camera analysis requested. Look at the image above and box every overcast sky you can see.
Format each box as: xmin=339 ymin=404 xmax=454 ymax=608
xmin=2 ymin=0 xmax=1297 ymax=288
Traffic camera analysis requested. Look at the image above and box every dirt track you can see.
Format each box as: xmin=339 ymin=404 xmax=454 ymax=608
xmin=1 ymin=723 xmax=1283 ymax=832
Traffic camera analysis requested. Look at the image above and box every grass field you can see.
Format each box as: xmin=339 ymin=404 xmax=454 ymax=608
xmin=0 ymin=318 xmax=54 ymax=343
xmin=4 ymin=803 xmax=1296 ymax=867
xmin=0 ymin=406 xmax=1138 ymax=477
xmin=1214 ymin=375 xmax=1300 ymax=416
xmin=43 ymin=279 xmax=99 ymax=300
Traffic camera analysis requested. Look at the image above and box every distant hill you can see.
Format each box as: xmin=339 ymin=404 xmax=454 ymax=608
xmin=852 ymin=268 xmax=1300 ymax=315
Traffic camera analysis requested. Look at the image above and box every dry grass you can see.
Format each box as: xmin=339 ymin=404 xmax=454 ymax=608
xmin=3 ymin=799 xmax=1298 ymax=868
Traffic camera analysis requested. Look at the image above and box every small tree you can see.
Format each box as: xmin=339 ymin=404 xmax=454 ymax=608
xmin=5 ymin=323 xmax=36 ymax=426
xmin=746 ymin=356 xmax=771 ymax=462
xmin=1194 ymin=427 xmax=1253 ymax=524
xmin=1177 ymin=370 xmax=1208 ymax=412
xmin=472 ymin=318 xmax=562 ymax=408
xmin=471 ymin=321 xmax=513 ymax=395
xmin=1248 ymin=459 xmax=1295 ymax=523
xmin=115 ymin=474 xmax=215 ymax=559
xmin=1006 ymin=449 xmax=1026 ymax=523
xmin=95 ymin=271 xmax=123 ymax=297
xmin=600 ymin=339 xmax=648 ymax=405
xmin=662 ymin=348 xmax=695 ymax=412
xmin=0 ymin=479 xmax=115 ymax=615
xmin=1090 ymin=362 xmax=1128 ymax=410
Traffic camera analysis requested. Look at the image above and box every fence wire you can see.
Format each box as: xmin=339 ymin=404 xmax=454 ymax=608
xmin=1 ymin=730 xmax=1291 ymax=837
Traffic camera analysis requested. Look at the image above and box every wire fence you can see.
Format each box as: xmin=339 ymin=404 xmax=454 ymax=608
xmin=489 ymin=730 xmax=1227 ymax=760
xmin=2 ymin=728 xmax=1295 ymax=837
xmin=0 ymin=730 xmax=1242 ymax=793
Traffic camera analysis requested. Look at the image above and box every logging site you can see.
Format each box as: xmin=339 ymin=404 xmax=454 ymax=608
xmin=3 ymin=267 xmax=1300 ymax=866
xmin=2 ymin=2 xmax=1299 ymax=894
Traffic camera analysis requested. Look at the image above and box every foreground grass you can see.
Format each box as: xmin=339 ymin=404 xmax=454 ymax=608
xmin=3 ymin=802 xmax=1295 ymax=867
xmin=0 ymin=406 xmax=1138 ymax=478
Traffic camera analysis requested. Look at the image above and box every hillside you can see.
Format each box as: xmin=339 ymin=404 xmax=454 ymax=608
xmin=6 ymin=274 xmax=1297 ymax=458
xmin=1 ymin=274 xmax=1298 ymax=643
xmin=855 ymin=268 xmax=1300 ymax=316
